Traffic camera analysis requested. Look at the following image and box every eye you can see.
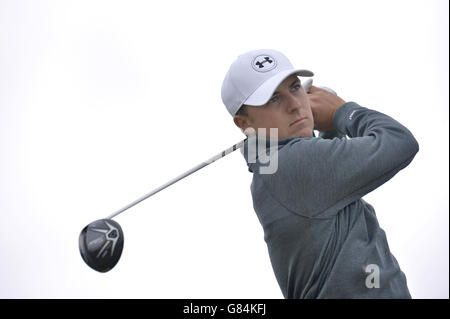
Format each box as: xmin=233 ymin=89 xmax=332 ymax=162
xmin=268 ymin=95 xmax=279 ymax=104
xmin=291 ymin=83 xmax=301 ymax=91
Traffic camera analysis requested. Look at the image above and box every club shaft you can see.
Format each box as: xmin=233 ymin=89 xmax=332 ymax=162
xmin=107 ymin=138 xmax=247 ymax=219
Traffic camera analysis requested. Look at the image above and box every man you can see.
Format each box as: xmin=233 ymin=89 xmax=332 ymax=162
xmin=221 ymin=49 xmax=419 ymax=298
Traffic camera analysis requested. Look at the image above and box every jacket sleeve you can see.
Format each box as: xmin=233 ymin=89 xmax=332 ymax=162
xmin=318 ymin=128 xmax=346 ymax=139
xmin=260 ymin=101 xmax=420 ymax=219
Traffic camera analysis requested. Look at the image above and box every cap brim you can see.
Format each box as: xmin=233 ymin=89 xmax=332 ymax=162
xmin=244 ymin=69 xmax=314 ymax=106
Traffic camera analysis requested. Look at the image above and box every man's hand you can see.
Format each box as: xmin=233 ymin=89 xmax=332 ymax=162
xmin=308 ymin=85 xmax=346 ymax=131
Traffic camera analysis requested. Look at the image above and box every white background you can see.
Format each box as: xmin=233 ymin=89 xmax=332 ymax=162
xmin=0 ymin=0 xmax=448 ymax=298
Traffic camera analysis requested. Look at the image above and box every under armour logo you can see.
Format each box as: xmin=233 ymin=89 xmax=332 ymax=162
xmin=252 ymin=54 xmax=277 ymax=72
xmin=255 ymin=57 xmax=273 ymax=68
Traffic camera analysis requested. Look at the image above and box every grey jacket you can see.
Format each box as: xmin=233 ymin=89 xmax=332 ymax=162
xmin=241 ymin=101 xmax=419 ymax=298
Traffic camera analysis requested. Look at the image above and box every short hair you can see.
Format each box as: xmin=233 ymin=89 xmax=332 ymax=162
xmin=235 ymin=104 xmax=248 ymax=117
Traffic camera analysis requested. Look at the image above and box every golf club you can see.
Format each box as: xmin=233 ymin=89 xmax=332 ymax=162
xmin=79 ymin=138 xmax=247 ymax=272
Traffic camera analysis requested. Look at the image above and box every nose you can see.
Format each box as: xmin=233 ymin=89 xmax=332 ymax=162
xmin=285 ymin=93 xmax=303 ymax=113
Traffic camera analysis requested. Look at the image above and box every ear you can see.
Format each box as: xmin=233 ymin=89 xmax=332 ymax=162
xmin=233 ymin=115 xmax=251 ymax=133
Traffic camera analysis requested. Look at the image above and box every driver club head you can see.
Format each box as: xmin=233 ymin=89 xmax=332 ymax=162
xmin=79 ymin=219 xmax=124 ymax=273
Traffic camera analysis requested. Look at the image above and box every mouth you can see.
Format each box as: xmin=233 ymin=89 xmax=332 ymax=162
xmin=290 ymin=117 xmax=308 ymax=127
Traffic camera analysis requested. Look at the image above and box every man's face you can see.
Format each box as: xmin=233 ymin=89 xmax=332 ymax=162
xmin=234 ymin=74 xmax=314 ymax=139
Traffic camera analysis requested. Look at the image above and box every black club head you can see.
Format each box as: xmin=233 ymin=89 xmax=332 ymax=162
xmin=79 ymin=219 xmax=124 ymax=273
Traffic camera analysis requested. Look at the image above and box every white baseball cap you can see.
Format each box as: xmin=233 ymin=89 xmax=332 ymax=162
xmin=221 ymin=49 xmax=314 ymax=117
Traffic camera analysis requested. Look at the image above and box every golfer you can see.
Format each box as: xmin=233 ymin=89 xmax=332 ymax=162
xmin=221 ymin=49 xmax=419 ymax=298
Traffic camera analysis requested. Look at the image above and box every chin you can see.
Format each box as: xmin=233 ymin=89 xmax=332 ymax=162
xmin=289 ymin=127 xmax=313 ymax=138
xmin=304 ymin=128 xmax=314 ymax=137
